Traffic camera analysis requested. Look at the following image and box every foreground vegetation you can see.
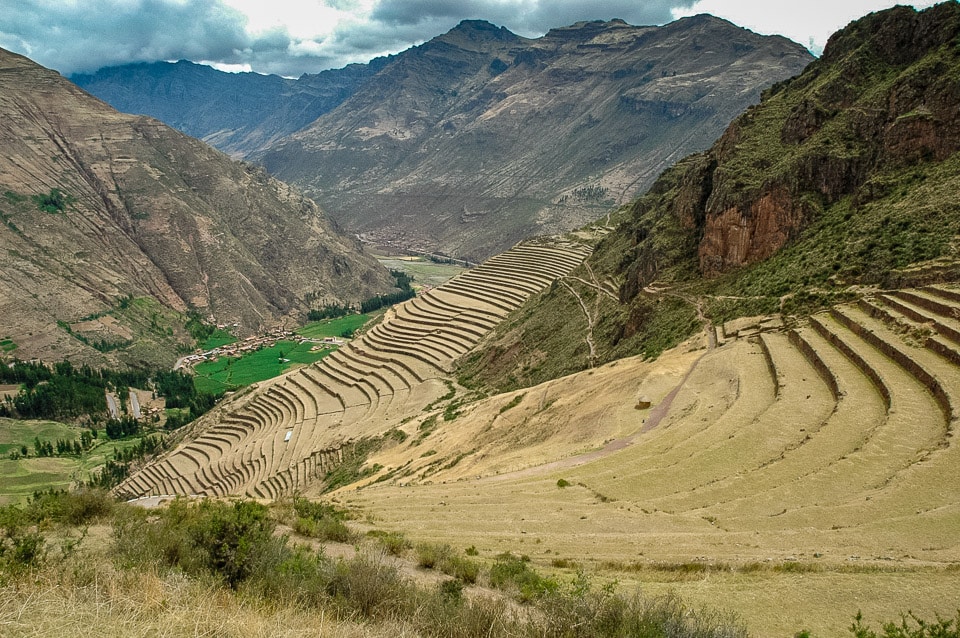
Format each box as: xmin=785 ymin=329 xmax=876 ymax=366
xmin=0 ymin=490 xmax=954 ymax=637
xmin=0 ymin=491 xmax=748 ymax=638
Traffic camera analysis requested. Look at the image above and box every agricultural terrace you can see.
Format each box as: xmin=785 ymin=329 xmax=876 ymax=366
xmin=116 ymin=238 xmax=593 ymax=500
xmin=337 ymin=285 xmax=960 ymax=636
xmin=189 ymin=316 xmax=369 ymax=395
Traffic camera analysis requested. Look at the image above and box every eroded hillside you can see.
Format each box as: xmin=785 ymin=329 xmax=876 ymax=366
xmin=459 ymin=2 xmax=960 ymax=393
xmin=257 ymin=16 xmax=812 ymax=260
xmin=0 ymin=48 xmax=394 ymax=368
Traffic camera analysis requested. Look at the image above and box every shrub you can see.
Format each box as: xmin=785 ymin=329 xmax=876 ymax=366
xmin=849 ymin=610 xmax=960 ymax=638
xmin=442 ymin=554 xmax=480 ymax=584
xmin=0 ymin=527 xmax=45 ymax=577
xmin=489 ymin=553 xmax=559 ymax=602
xmin=438 ymin=578 xmax=464 ymax=603
xmin=373 ymin=530 xmax=411 ymax=556
xmin=187 ymin=500 xmax=277 ymax=588
xmin=291 ymin=496 xmax=353 ymax=542
xmin=415 ymin=542 xmax=480 ymax=584
xmin=113 ymin=498 xmax=281 ymax=589
xmin=325 ymin=550 xmax=412 ymax=619
xmin=416 ymin=541 xmax=451 ymax=569
xmin=293 ymin=516 xmax=352 ymax=543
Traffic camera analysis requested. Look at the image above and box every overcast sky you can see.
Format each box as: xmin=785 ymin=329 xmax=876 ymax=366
xmin=0 ymin=0 xmax=945 ymax=77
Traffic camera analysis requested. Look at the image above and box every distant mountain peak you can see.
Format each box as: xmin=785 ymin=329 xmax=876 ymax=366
xmin=435 ymin=19 xmax=520 ymax=47
xmin=543 ymin=18 xmax=633 ymax=39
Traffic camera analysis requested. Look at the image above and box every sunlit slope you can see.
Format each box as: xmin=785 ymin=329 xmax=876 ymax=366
xmin=115 ymin=238 xmax=592 ymax=499
xmin=343 ymin=285 xmax=960 ymax=567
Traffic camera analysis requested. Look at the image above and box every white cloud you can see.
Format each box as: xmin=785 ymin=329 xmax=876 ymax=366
xmin=671 ymin=0 xmax=941 ymax=55
xmin=0 ymin=0 xmax=949 ymax=76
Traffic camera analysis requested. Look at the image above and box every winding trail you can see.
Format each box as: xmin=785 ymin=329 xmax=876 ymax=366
xmin=481 ymin=345 xmax=710 ymax=483
xmin=559 ymin=279 xmax=597 ymax=366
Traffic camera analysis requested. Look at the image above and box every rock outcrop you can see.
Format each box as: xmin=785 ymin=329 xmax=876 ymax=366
xmin=686 ymin=3 xmax=960 ymax=278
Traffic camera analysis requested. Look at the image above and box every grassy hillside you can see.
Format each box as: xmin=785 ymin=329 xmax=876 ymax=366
xmin=459 ymin=3 xmax=960 ymax=393
xmin=3 ymin=490 xmax=955 ymax=637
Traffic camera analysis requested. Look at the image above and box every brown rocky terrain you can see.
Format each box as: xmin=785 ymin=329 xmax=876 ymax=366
xmin=689 ymin=3 xmax=960 ymax=278
xmin=257 ymin=16 xmax=813 ymax=261
xmin=0 ymin=48 xmax=394 ymax=368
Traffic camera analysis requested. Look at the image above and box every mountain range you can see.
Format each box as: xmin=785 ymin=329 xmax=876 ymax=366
xmin=74 ymin=16 xmax=814 ymax=261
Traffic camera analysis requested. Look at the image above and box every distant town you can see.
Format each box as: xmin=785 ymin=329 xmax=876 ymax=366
xmin=175 ymin=328 xmax=345 ymax=371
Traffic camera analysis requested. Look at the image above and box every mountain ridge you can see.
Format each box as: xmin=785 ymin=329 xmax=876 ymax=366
xmin=71 ymin=57 xmax=390 ymax=158
xmin=0 ymin=47 xmax=394 ymax=368
xmin=72 ymin=16 xmax=813 ymax=262
xmin=457 ymin=1 xmax=960 ymax=393
xmin=257 ymin=15 xmax=813 ymax=260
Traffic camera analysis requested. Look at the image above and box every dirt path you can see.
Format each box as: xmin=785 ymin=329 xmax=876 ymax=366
xmin=480 ymin=347 xmax=709 ymax=483
xmin=559 ymin=279 xmax=597 ymax=365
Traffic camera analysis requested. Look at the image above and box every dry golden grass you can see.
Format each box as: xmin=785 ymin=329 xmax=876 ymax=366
xmin=119 ymin=275 xmax=960 ymax=635
xmin=326 ymin=296 xmax=960 ymax=635
xmin=0 ymin=545 xmax=404 ymax=638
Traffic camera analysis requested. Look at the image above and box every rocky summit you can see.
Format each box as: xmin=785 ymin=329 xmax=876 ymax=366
xmin=256 ymin=16 xmax=812 ymax=261
xmin=0 ymin=48 xmax=393 ymax=368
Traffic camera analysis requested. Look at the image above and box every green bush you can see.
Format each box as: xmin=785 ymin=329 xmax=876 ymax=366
xmin=489 ymin=552 xmax=559 ymax=602
xmin=849 ymin=610 xmax=960 ymax=638
xmin=293 ymin=516 xmax=352 ymax=543
xmin=113 ymin=498 xmax=281 ymax=589
xmin=325 ymin=550 xmax=412 ymax=619
xmin=416 ymin=541 xmax=451 ymax=569
xmin=442 ymin=554 xmax=480 ymax=584
xmin=0 ymin=527 xmax=45 ymax=577
xmin=369 ymin=530 xmax=411 ymax=556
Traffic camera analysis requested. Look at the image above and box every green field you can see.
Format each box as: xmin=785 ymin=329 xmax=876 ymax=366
xmin=0 ymin=417 xmax=153 ymax=504
xmin=297 ymin=314 xmax=370 ymax=339
xmin=193 ymin=339 xmax=336 ymax=394
xmin=201 ymin=329 xmax=237 ymax=350
xmin=375 ymin=256 xmax=467 ymax=287
xmin=0 ymin=337 xmax=16 ymax=353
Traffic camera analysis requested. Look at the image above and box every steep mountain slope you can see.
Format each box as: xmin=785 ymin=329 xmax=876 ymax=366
xmin=71 ymin=59 xmax=387 ymax=158
xmin=0 ymin=48 xmax=393 ymax=368
xmin=459 ymin=2 xmax=960 ymax=392
xmin=258 ymin=17 xmax=813 ymax=261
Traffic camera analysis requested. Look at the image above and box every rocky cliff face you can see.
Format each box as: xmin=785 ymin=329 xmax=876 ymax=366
xmin=0 ymin=48 xmax=393 ymax=367
xmin=256 ymin=16 xmax=812 ymax=261
xmin=614 ymin=2 xmax=960 ymax=294
xmin=685 ymin=3 xmax=960 ymax=279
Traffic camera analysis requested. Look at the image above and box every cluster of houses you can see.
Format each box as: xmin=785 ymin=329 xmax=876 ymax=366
xmin=175 ymin=328 xmax=345 ymax=371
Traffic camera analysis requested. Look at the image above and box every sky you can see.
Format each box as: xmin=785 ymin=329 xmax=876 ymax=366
xmin=0 ymin=0 xmax=946 ymax=78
